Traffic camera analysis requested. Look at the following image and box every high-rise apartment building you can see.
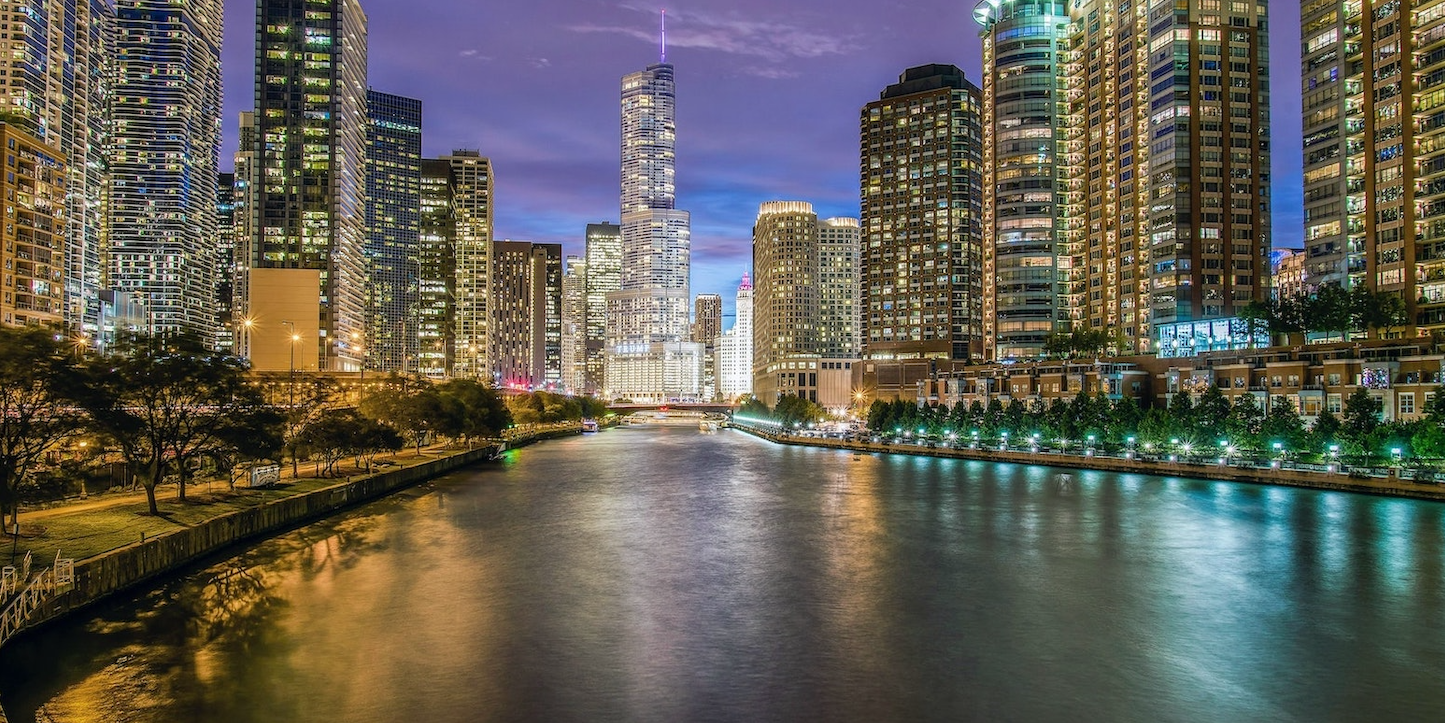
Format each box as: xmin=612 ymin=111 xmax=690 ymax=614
xmin=0 ymin=124 xmax=66 ymax=328
xmin=245 ymin=0 xmax=368 ymax=371
xmin=860 ymin=64 xmax=985 ymax=366
xmin=107 ymin=0 xmax=223 ymax=342
xmin=1302 ymin=0 xmax=1445 ymax=333
xmin=561 ymin=256 xmax=587 ymax=394
xmin=0 ymin=0 xmax=111 ymax=337
xmin=751 ymin=203 xmax=863 ymax=406
xmin=364 ymin=90 xmax=422 ymax=373
xmin=606 ymin=54 xmax=702 ymax=402
xmin=418 ymin=158 xmax=457 ymax=377
xmin=491 ymin=241 xmax=561 ymax=389
xmin=974 ymin=10 xmax=1076 ymax=360
xmin=583 ymin=222 xmax=621 ymax=395
xmin=817 ymin=218 xmax=861 ymax=357
xmin=716 ymin=274 xmax=754 ymax=402
xmin=978 ymin=0 xmax=1272 ymax=359
xmin=445 ymin=150 xmax=493 ymax=379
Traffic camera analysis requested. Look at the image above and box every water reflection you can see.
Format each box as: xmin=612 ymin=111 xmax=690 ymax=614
xmin=0 ymin=428 xmax=1442 ymax=722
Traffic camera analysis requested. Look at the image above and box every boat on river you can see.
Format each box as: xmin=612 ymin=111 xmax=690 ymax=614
xmin=581 ymin=419 xmax=600 ymax=434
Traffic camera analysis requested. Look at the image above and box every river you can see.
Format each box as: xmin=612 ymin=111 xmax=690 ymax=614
xmin=0 ymin=426 xmax=1442 ymax=722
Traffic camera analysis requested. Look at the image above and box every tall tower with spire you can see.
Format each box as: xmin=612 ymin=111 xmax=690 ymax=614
xmin=604 ymin=15 xmax=702 ymax=402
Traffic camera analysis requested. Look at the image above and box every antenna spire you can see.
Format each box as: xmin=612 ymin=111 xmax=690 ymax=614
xmin=660 ymin=9 xmax=667 ymax=63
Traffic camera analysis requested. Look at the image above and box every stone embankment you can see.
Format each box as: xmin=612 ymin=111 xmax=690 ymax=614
xmin=730 ymin=424 xmax=1445 ymax=503
xmin=3 ymin=446 xmax=496 ymax=650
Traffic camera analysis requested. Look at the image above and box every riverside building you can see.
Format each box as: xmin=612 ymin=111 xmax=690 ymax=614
xmin=108 ymin=0 xmax=224 ymax=342
xmin=976 ymin=0 xmax=1272 ymax=359
xmin=244 ymin=0 xmax=369 ymax=372
xmin=859 ymin=64 xmax=986 ymax=398
xmin=605 ymin=48 xmax=703 ymax=402
xmin=1301 ymin=0 xmax=1445 ymax=334
xmin=364 ymin=90 xmax=422 ymax=374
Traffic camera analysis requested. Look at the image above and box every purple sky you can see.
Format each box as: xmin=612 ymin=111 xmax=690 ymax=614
xmin=221 ymin=0 xmax=1303 ymax=319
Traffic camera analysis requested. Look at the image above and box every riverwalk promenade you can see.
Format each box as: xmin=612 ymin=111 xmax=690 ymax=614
xmin=729 ymin=422 xmax=1445 ymax=503
xmin=0 ymin=423 xmax=583 ymax=663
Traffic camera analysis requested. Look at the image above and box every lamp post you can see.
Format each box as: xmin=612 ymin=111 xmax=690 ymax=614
xmin=282 ymin=320 xmax=297 ymax=408
xmin=240 ymin=317 xmax=255 ymax=361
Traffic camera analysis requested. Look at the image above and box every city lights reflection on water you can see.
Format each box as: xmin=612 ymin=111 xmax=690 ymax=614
xmin=0 ymin=426 xmax=1442 ymax=722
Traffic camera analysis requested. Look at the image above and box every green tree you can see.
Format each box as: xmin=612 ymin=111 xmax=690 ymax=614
xmin=774 ymin=394 xmax=825 ymax=428
xmin=1307 ymin=411 xmax=1342 ymax=460
xmin=0 ymin=327 xmax=82 ymax=525
xmin=1227 ymin=394 xmax=1265 ymax=452
xmin=77 ymin=333 xmax=281 ymax=514
xmin=297 ymin=408 xmax=403 ymax=476
xmin=1260 ymin=399 xmax=1308 ymax=456
xmin=1340 ymin=387 xmax=1381 ymax=456
xmin=434 ymin=379 xmax=512 ymax=442
xmin=738 ymin=397 xmax=770 ymax=422
xmin=1194 ymin=385 xmax=1232 ymax=444
xmin=1238 ymin=300 xmax=1272 ymax=348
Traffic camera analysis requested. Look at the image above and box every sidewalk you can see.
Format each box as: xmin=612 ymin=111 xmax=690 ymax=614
xmin=7 ymin=446 xmax=455 ymax=567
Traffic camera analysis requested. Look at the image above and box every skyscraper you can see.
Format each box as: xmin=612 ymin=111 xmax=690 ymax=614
xmin=860 ymin=64 xmax=985 ymax=367
xmin=716 ymin=274 xmax=754 ymax=402
xmin=216 ymin=172 xmax=237 ymax=353
xmin=562 ymin=256 xmax=588 ymax=394
xmin=606 ymin=48 xmax=702 ymax=402
xmin=1302 ymin=0 xmax=1444 ymax=333
xmin=418 ymin=158 xmax=457 ymax=377
xmin=817 ymin=218 xmax=861 ymax=357
xmin=0 ymin=0 xmax=111 ymax=337
xmin=978 ymin=0 xmax=1272 ymax=358
xmin=365 ymin=90 xmax=422 ymax=373
xmin=973 ymin=9 xmax=1075 ymax=360
xmin=491 ymin=241 xmax=561 ymax=389
xmin=583 ymin=222 xmax=621 ymax=395
xmin=107 ymin=0 xmax=223 ymax=342
xmin=445 ymin=150 xmax=494 ymax=380
xmin=752 ymin=202 xmax=818 ymax=404
xmin=245 ymin=0 xmax=368 ymax=372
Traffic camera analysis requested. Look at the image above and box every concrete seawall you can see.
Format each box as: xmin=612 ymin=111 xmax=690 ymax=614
xmin=6 ymin=445 xmax=499 ymax=652
xmin=731 ymin=425 xmax=1445 ymax=503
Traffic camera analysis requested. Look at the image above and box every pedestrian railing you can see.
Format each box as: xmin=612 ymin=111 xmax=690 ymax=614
xmin=0 ymin=551 xmax=74 ymax=649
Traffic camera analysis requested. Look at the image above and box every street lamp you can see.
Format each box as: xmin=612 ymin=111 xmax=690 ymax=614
xmin=282 ymin=320 xmax=297 ymax=408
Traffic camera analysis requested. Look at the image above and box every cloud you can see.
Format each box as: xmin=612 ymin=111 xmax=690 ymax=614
xmin=568 ymin=3 xmax=858 ymax=68
xmin=458 ymin=49 xmax=493 ymax=61
xmin=531 ymin=57 xmax=552 ymax=68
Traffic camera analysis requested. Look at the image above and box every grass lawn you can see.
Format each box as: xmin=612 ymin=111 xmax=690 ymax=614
xmin=7 ymin=449 xmax=454 ymax=567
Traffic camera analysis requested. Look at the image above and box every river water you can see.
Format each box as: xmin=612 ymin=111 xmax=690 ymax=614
xmin=0 ymin=426 xmax=1442 ymax=722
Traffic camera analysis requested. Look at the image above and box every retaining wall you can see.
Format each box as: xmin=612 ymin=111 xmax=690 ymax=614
xmin=732 ymin=425 xmax=1445 ymax=503
xmin=9 ymin=446 xmax=497 ymax=647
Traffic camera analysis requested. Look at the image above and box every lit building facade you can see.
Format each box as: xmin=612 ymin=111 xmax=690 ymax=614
xmin=248 ymin=0 xmax=369 ymax=371
xmin=817 ymin=217 xmax=861 ymax=357
xmin=976 ymin=6 xmax=1076 ymax=359
xmin=694 ymin=292 xmax=722 ymax=401
xmin=561 ymin=256 xmax=587 ymax=394
xmin=1301 ymin=0 xmax=1445 ymax=334
xmin=417 ymin=158 xmax=457 ymax=377
xmin=716 ymin=274 xmax=754 ymax=402
xmin=216 ymin=172 xmax=236 ymax=352
xmin=977 ymin=0 xmax=1272 ymax=359
xmin=364 ymin=90 xmax=422 ymax=373
xmin=0 ymin=124 xmax=66 ymax=328
xmin=108 ymin=0 xmax=223 ymax=342
xmin=606 ymin=56 xmax=701 ymax=401
xmin=860 ymin=64 xmax=986 ymax=366
xmin=1273 ymin=249 xmax=1307 ymax=302
xmin=583 ymin=222 xmax=621 ymax=395
xmin=0 ymin=0 xmax=111 ymax=336
xmin=446 ymin=150 xmax=493 ymax=379
xmin=491 ymin=241 xmax=561 ymax=389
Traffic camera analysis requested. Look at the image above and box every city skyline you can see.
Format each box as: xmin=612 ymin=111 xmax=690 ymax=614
xmin=214 ymin=1 xmax=1306 ymax=317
